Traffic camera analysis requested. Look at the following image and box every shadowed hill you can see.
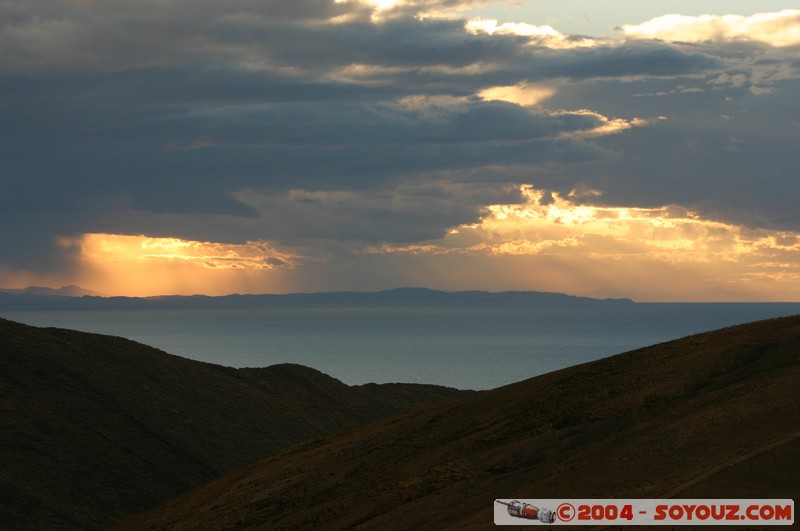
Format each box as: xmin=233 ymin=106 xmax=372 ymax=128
xmin=119 ymin=316 xmax=800 ymax=530
xmin=0 ymin=318 xmax=468 ymax=530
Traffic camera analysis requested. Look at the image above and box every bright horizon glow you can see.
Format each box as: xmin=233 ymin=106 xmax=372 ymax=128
xmin=361 ymin=186 xmax=800 ymax=302
xmin=75 ymin=234 xmax=302 ymax=270
xmin=44 ymin=234 xmax=307 ymax=297
xmin=5 ymin=186 xmax=799 ymax=302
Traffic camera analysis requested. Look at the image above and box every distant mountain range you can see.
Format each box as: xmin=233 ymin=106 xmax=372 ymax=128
xmin=0 ymin=318 xmax=469 ymax=530
xmin=0 ymin=286 xmax=633 ymax=310
xmin=0 ymin=284 xmax=104 ymax=297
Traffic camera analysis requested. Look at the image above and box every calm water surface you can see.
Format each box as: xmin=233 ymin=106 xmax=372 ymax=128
xmin=4 ymin=302 xmax=799 ymax=389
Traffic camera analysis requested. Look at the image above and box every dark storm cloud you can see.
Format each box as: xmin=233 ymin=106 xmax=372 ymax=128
xmin=2 ymin=0 xmax=795 ymax=276
xmin=529 ymin=42 xmax=720 ymax=80
xmin=262 ymin=17 xmax=529 ymax=70
xmin=231 ymin=182 xmax=527 ymax=244
xmin=3 ymin=86 xmax=615 ymax=214
xmin=535 ymin=72 xmax=800 ymax=230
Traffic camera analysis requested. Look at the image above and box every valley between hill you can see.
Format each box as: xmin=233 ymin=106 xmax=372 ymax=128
xmin=0 ymin=318 xmax=467 ymax=530
xmin=117 ymin=316 xmax=800 ymax=530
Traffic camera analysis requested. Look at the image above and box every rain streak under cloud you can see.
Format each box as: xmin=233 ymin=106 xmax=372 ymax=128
xmin=1 ymin=1 xmax=800 ymax=301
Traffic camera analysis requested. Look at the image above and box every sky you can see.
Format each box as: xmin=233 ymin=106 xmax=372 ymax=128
xmin=2 ymin=1 xmax=800 ymax=302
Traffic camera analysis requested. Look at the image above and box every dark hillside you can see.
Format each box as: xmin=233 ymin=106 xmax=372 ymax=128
xmin=239 ymin=365 xmax=466 ymax=431
xmin=0 ymin=318 xmax=467 ymax=530
xmin=119 ymin=316 xmax=800 ymax=530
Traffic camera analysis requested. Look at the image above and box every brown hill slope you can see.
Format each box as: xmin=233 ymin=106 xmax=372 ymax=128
xmin=119 ymin=316 xmax=800 ymax=530
xmin=0 ymin=318 xmax=467 ymax=530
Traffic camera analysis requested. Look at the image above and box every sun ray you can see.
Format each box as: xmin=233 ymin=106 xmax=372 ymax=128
xmin=363 ymin=185 xmax=800 ymax=301
xmin=57 ymin=234 xmax=307 ymax=296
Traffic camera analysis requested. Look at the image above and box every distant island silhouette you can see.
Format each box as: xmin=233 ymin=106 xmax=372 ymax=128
xmin=0 ymin=286 xmax=633 ymax=310
xmin=0 ymin=284 xmax=104 ymax=297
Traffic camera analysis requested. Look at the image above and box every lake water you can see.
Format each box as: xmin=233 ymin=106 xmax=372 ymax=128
xmin=3 ymin=302 xmax=799 ymax=390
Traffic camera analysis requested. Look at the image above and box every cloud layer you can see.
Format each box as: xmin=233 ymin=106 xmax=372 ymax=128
xmin=2 ymin=2 xmax=800 ymax=299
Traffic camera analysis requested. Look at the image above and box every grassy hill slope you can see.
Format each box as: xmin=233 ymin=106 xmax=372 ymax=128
xmin=0 ymin=318 xmax=467 ymax=530
xmin=119 ymin=316 xmax=800 ymax=530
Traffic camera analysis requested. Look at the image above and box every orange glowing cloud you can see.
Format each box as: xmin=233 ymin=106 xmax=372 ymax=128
xmin=60 ymin=234 xmax=306 ymax=297
xmin=15 ymin=190 xmax=800 ymax=302
xmin=364 ymin=186 xmax=800 ymax=301
xmin=82 ymin=234 xmax=300 ymax=270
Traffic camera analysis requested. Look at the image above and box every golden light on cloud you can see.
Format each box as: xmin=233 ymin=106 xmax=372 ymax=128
xmin=77 ymin=234 xmax=300 ymax=270
xmin=623 ymin=9 xmax=800 ymax=47
xmin=478 ymin=83 xmax=556 ymax=107
xmin=364 ymin=186 xmax=800 ymax=301
xmin=465 ymin=18 xmax=599 ymax=48
xmin=367 ymin=185 xmax=800 ymax=262
xmin=554 ymin=110 xmax=653 ymax=139
xmin=60 ymin=234 xmax=305 ymax=297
